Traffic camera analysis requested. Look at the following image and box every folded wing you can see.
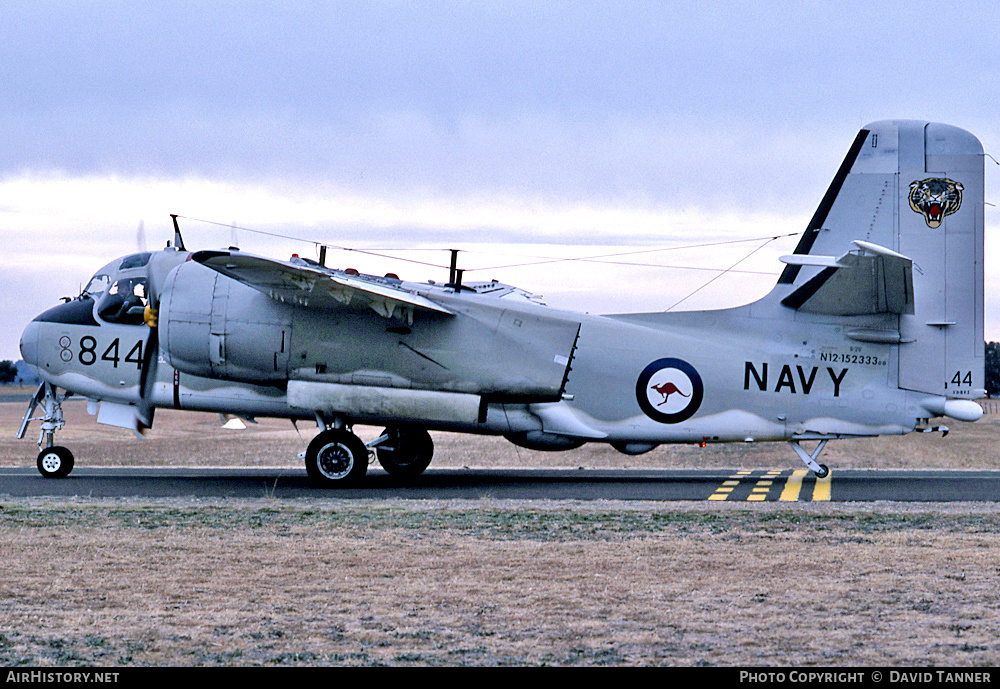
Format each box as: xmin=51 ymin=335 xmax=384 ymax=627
xmin=191 ymin=250 xmax=454 ymax=321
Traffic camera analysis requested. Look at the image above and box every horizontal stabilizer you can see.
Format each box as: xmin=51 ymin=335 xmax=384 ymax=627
xmin=779 ymin=254 xmax=841 ymax=268
xmin=781 ymin=242 xmax=913 ymax=316
xmin=192 ymin=250 xmax=453 ymax=321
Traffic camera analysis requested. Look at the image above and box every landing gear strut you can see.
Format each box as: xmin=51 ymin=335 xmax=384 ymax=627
xmin=789 ymin=439 xmax=830 ymax=479
xmin=18 ymin=383 xmax=75 ymax=479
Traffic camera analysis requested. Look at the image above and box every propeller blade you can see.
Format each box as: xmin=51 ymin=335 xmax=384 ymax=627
xmin=136 ymin=220 xmax=147 ymax=253
xmin=135 ymin=326 xmax=158 ymax=431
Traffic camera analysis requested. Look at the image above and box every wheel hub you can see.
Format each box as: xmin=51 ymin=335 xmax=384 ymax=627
xmin=40 ymin=452 xmax=62 ymax=473
xmin=316 ymin=442 xmax=353 ymax=479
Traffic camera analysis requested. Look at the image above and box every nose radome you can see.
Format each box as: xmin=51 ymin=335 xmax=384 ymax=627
xmin=19 ymin=321 xmax=39 ymax=368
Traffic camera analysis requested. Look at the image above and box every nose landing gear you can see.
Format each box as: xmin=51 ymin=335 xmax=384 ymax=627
xmin=18 ymin=383 xmax=76 ymax=478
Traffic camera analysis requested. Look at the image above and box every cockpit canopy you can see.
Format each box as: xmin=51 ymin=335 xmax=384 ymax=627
xmin=88 ymin=252 xmax=153 ymax=326
xmin=33 ymin=248 xmax=188 ymax=328
xmin=97 ymin=276 xmax=149 ymax=325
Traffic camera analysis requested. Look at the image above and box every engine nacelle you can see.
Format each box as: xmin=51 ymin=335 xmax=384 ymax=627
xmin=159 ymin=261 xmax=292 ymax=383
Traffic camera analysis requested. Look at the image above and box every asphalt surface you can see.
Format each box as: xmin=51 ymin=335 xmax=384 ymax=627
xmin=2 ymin=466 xmax=999 ymax=501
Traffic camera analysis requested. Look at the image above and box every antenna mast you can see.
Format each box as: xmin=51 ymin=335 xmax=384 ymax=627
xmin=170 ymin=214 xmax=186 ymax=251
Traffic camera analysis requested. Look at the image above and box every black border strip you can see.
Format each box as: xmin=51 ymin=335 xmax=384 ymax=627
xmin=780 ymin=266 xmax=838 ymax=309
xmin=32 ymin=297 xmax=99 ymax=326
xmin=777 ymin=128 xmax=871 ymax=285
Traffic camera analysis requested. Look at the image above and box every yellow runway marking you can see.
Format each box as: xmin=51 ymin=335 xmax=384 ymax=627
xmin=779 ymin=470 xmax=807 ymax=501
xmin=748 ymin=470 xmax=780 ymax=501
xmin=708 ymin=470 xmax=752 ymax=500
xmin=813 ymin=471 xmax=832 ymax=501
xmin=709 ymin=468 xmax=831 ymax=502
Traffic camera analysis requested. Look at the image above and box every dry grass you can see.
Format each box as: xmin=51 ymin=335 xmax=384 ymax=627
xmin=2 ymin=394 xmax=1000 ymax=667
xmin=2 ymin=501 xmax=1000 ymax=667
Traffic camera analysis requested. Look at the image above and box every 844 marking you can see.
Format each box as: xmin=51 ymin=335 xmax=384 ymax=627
xmin=76 ymin=336 xmax=144 ymax=369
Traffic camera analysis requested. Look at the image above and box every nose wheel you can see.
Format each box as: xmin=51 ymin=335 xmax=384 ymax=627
xmin=37 ymin=446 xmax=75 ymax=479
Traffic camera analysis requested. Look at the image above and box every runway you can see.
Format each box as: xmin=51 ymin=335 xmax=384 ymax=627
xmin=2 ymin=467 xmax=999 ymax=501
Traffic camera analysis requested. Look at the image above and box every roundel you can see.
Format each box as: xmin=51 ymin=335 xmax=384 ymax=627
xmin=636 ymin=358 xmax=704 ymax=424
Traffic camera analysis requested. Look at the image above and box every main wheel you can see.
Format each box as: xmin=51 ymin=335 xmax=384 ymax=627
xmin=375 ymin=427 xmax=434 ymax=478
xmin=814 ymin=464 xmax=830 ymax=479
xmin=37 ymin=446 xmax=74 ymax=479
xmin=304 ymin=429 xmax=369 ymax=487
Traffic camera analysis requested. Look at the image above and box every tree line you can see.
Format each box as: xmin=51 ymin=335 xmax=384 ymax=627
xmin=0 ymin=360 xmax=19 ymax=384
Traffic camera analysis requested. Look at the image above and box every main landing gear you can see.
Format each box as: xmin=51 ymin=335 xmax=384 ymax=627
xmin=304 ymin=428 xmax=369 ymax=486
xmin=303 ymin=422 xmax=434 ymax=487
xmin=18 ymin=383 xmax=75 ymax=479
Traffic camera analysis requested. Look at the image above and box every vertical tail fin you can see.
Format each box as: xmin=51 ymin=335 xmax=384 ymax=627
xmin=775 ymin=120 xmax=984 ymax=399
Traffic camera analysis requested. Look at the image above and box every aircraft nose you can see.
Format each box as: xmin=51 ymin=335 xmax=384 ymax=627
xmin=19 ymin=321 xmax=39 ymax=368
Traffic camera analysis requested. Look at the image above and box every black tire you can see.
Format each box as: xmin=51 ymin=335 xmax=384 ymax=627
xmin=37 ymin=446 xmax=74 ymax=479
xmin=814 ymin=464 xmax=830 ymax=479
xmin=304 ymin=429 xmax=368 ymax=487
xmin=376 ymin=427 xmax=434 ymax=478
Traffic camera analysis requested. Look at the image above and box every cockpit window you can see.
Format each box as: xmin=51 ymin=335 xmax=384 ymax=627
xmin=119 ymin=252 xmax=153 ymax=270
xmin=81 ymin=274 xmax=111 ymax=298
xmin=97 ymin=277 xmax=149 ymax=325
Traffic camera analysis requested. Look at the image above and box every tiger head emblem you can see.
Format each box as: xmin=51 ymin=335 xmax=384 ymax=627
xmin=908 ymin=178 xmax=963 ymax=228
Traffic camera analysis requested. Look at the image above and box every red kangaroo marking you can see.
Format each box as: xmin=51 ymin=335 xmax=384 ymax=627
xmin=650 ymin=382 xmax=690 ymax=406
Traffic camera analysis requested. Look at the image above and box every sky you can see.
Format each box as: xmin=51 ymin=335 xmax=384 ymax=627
xmin=3 ymin=1 xmax=1000 ymax=361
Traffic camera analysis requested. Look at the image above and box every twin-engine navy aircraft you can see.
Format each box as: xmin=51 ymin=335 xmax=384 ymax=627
xmin=18 ymin=120 xmax=986 ymax=485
